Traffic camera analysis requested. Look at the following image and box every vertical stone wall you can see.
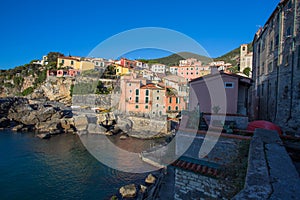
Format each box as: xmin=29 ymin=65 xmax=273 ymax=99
xmin=251 ymin=0 xmax=300 ymax=134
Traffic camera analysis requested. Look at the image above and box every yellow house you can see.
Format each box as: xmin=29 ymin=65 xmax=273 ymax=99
xmin=80 ymin=61 xmax=95 ymax=71
xmin=57 ymin=56 xmax=81 ymax=69
xmin=115 ymin=64 xmax=131 ymax=76
xmin=57 ymin=57 xmax=95 ymax=71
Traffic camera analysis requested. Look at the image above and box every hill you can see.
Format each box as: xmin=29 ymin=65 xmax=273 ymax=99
xmin=214 ymin=43 xmax=253 ymax=67
xmin=143 ymin=52 xmax=213 ymax=66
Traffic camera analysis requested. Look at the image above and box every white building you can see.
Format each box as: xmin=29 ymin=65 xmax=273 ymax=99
xmin=150 ymin=64 xmax=166 ymax=74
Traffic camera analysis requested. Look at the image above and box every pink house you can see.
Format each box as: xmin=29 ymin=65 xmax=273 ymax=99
xmin=118 ymin=74 xmax=166 ymax=116
xmin=120 ymin=58 xmax=136 ymax=68
xmin=189 ymin=72 xmax=252 ymax=115
xmin=47 ymin=69 xmax=80 ymax=78
xmin=170 ymin=66 xmax=211 ymax=81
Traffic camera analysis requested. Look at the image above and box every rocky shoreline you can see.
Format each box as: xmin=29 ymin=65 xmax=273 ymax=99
xmin=0 ymin=97 xmax=172 ymax=140
xmin=0 ymin=97 xmax=75 ymax=138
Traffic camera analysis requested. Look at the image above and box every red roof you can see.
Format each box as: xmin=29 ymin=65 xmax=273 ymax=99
xmin=58 ymin=56 xmax=80 ymax=61
xmin=140 ymin=83 xmax=164 ymax=90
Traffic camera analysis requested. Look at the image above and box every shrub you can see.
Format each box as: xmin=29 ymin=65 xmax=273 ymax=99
xmin=22 ymin=87 xmax=34 ymax=96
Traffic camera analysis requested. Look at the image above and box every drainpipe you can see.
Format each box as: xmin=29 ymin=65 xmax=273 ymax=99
xmin=287 ymin=0 xmax=297 ymax=122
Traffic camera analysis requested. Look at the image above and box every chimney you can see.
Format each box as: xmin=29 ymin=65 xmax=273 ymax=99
xmin=210 ymin=66 xmax=219 ymax=75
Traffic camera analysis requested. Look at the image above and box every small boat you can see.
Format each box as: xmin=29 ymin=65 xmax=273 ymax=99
xmin=247 ymin=120 xmax=282 ymax=135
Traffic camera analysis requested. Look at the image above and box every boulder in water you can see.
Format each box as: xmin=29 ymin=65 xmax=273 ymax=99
xmin=119 ymin=184 xmax=136 ymax=198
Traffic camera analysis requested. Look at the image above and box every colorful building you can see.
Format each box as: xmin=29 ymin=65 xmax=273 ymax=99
xmin=150 ymin=64 xmax=166 ymax=74
xmin=120 ymin=58 xmax=136 ymax=68
xmin=165 ymin=88 xmax=186 ymax=112
xmin=115 ymin=64 xmax=132 ymax=76
xmin=119 ymin=74 xmax=166 ymax=116
xmin=57 ymin=56 xmax=95 ymax=71
xmin=189 ymin=72 xmax=252 ymax=115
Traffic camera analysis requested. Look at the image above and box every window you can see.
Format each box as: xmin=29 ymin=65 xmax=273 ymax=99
xmin=159 ymin=111 xmax=162 ymax=116
xmin=146 ymin=90 xmax=149 ymax=96
xmin=135 ymin=105 xmax=139 ymax=109
xmin=61 ymin=59 xmax=64 ymax=64
xmin=145 ymin=105 xmax=148 ymax=109
xmin=157 ymin=90 xmax=159 ymax=93
xmin=129 ymin=97 xmax=132 ymax=100
xmin=224 ymin=82 xmax=234 ymax=88
xmin=136 ymin=89 xmax=139 ymax=95
xmin=176 ymin=97 xmax=179 ymax=104
xmin=129 ymin=83 xmax=131 ymax=86
xmin=268 ymin=62 xmax=273 ymax=72
xmin=269 ymin=40 xmax=273 ymax=54
xmin=169 ymin=97 xmax=172 ymax=103
xmin=286 ymin=27 xmax=292 ymax=36
xmin=156 ymin=104 xmax=159 ymax=107
xmin=135 ymin=97 xmax=139 ymax=103
xmin=175 ymin=106 xmax=178 ymax=111
xmin=129 ymin=90 xmax=132 ymax=93
xmin=156 ymin=96 xmax=159 ymax=100
xmin=168 ymin=106 xmax=171 ymax=111
xmin=275 ymin=34 xmax=279 ymax=46
xmin=145 ymin=97 xmax=149 ymax=103
xmin=71 ymin=61 xmax=74 ymax=65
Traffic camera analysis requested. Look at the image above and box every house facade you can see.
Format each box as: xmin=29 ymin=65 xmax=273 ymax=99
xmin=150 ymin=64 xmax=166 ymax=74
xmin=189 ymin=72 xmax=252 ymax=115
xmin=250 ymin=0 xmax=300 ymax=134
xmin=57 ymin=56 xmax=94 ymax=71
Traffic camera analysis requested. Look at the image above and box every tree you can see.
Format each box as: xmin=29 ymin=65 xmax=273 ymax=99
xmin=96 ymin=81 xmax=109 ymax=94
xmin=243 ymin=67 xmax=251 ymax=77
xmin=228 ymin=66 xmax=239 ymax=74
xmin=47 ymin=52 xmax=64 ymax=63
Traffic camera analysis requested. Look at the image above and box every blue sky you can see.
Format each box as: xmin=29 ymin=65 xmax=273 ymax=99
xmin=0 ymin=0 xmax=280 ymax=69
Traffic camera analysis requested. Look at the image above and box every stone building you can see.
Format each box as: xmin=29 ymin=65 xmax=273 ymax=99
xmin=250 ymin=0 xmax=300 ymax=134
xmin=239 ymin=44 xmax=253 ymax=76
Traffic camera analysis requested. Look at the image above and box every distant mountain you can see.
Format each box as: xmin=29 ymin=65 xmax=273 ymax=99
xmin=143 ymin=52 xmax=213 ymax=66
xmin=214 ymin=43 xmax=253 ymax=67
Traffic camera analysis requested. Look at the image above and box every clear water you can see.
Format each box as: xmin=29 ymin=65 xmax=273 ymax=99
xmin=0 ymin=130 xmax=156 ymax=200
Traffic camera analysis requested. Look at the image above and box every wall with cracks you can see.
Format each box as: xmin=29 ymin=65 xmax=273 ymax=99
xmin=233 ymin=129 xmax=300 ymax=199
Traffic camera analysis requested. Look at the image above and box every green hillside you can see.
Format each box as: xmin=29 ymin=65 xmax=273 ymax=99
xmin=214 ymin=43 xmax=253 ymax=67
xmin=142 ymin=52 xmax=213 ymax=66
xmin=142 ymin=43 xmax=252 ymax=67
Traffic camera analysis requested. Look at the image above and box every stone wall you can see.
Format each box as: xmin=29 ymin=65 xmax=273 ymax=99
xmin=72 ymin=94 xmax=112 ymax=109
xmin=128 ymin=116 xmax=168 ymax=138
xmin=203 ymin=114 xmax=249 ymax=130
xmin=251 ymin=0 xmax=300 ymax=134
xmin=233 ymin=129 xmax=300 ymax=199
xmin=174 ymin=168 xmax=231 ymax=200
